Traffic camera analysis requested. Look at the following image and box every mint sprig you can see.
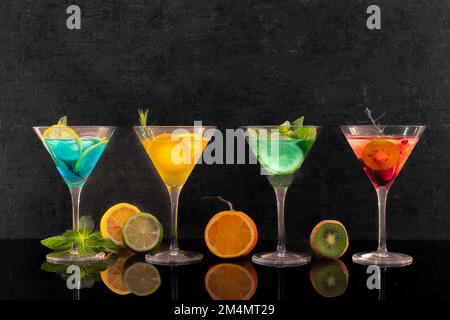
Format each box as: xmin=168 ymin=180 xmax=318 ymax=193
xmin=41 ymin=216 xmax=118 ymax=254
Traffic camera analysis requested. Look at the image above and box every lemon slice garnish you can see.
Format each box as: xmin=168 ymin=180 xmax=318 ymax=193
xmin=42 ymin=124 xmax=80 ymax=140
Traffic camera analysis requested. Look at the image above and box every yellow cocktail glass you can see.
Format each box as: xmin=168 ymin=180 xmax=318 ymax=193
xmin=134 ymin=125 xmax=216 ymax=265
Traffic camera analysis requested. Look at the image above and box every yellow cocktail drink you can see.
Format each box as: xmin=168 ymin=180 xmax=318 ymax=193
xmin=143 ymin=133 xmax=208 ymax=187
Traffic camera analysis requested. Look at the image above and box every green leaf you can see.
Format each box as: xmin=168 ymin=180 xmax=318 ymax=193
xmin=279 ymin=121 xmax=290 ymax=136
xmin=84 ymin=232 xmax=119 ymax=254
xmin=102 ymin=238 xmax=119 ymax=253
xmin=79 ymin=216 xmax=94 ymax=232
xmin=40 ymin=236 xmax=73 ymax=251
xmin=41 ymin=216 xmax=118 ymax=255
xmin=82 ymin=261 xmax=109 ymax=274
xmin=41 ymin=261 xmax=70 ymax=273
xmin=292 ymin=116 xmax=304 ymax=127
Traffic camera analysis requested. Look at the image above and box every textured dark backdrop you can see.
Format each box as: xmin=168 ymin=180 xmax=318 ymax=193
xmin=0 ymin=0 xmax=449 ymax=241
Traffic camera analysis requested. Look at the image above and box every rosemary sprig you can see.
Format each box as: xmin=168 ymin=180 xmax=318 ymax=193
xmin=364 ymin=107 xmax=385 ymax=134
xmin=138 ymin=109 xmax=153 ymax=138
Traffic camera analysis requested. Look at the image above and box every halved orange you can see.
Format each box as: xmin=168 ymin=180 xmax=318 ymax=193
xmin=100 ymin=250 xmax=135 ymax=295
xmin=100 ymin=203 xmax=141 ymax=247
xmin=205 ymin=261 xmax=258 ymax=300
xmin=205 ymin=210 xmax=258 ymax=258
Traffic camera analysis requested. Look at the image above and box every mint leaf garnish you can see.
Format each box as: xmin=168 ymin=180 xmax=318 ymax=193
xmin=41 ymin=236 xmax=73 ymax=251
xmin=84 ymin=231 xmax=119 ymax=254
xmin=79 ymin=216 xmax=94 ymax=233
xmin=41 ymin=216 xmax=118 ymax=254
xmin=279 ymin=121 xmax=291 ymax=136
xmin=292 ymin=116 xmax=304 ymax=127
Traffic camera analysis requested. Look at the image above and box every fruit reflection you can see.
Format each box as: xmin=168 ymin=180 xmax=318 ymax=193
xmin=101 ymin=249 xmax=135 ymax=295
xmin=41 ymin=261 xmax=108 ymax=291
xmin=205 ymin=261 xmax=258 ymax=300
xmin=101 ymin=251 xmax=161 ymax=296
xmin=310 ymin=259 xmax=349 ymax=298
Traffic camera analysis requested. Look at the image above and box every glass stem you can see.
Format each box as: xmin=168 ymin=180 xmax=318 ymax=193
xmin=274 ymin=186 xmax=288 ymax=255
xmin=70 ymin=185 xmax=83 ymax=254
xmin=376 ymin=186 xmax=389 ymax=254
xmin=168 ymin=185 xmax=182 ymax=255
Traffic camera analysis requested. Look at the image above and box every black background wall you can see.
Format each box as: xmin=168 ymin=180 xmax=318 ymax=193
xmin=0 ymin=0 xmax=448 ymax=242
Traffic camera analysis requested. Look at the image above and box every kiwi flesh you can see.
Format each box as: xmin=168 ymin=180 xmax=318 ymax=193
xmin=310 ymin=220 xmax=349 ymax=259
xmin=310 ymin=259 xmax=349 ymax=298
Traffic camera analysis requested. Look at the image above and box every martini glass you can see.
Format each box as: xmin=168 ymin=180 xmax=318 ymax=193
xmin=341 ymin=125 xmax=425 ymax=267
xmin=242 ymin=125 xmax=320 ymax=267
xmin=34 ymin=125 xmax=116 ymax=264
xmin=134 ymin=125 xmax=216 ymax=265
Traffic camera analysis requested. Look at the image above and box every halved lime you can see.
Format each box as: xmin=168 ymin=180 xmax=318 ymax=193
xmin=259 ymin=139 xmax=304 ymax=174
xmin=122 ymin=213 xmax=163 ymax=252
xmin=74 ymin=140 xmax=107 ymax=178
xmin=123 ymin=262 xmax=161 ymax=296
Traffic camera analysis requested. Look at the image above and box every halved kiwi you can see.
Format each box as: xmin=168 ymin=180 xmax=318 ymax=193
xmin=310 ymin=220 xmax=349 ymax=259
xmin=361 ymin=139 xmax=399 ymax=171
xmin=310 ymin=259 xmax=349 ymax=298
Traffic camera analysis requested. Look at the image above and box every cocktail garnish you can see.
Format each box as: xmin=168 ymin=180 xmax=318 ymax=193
xmin=41 ymin=216 xmax=118 ymax=254
xmin=57 ymin=116 xmax=68 ymax=126
xmin=364 ymin=107 xmax=385 ymax=134
xmin=138 ymin=108 xmax=154 ymax=139
xmin=292 ymin=116 xmax=304 ymax=127
xmin=278 ymin=116 xmax=316 ymax=140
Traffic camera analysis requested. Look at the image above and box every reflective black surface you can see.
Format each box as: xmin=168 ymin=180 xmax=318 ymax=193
xmin=0 ymin=240 xmax=449 ymax=301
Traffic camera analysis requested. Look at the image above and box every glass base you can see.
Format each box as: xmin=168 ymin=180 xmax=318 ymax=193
xmin=352 ymin=251 xmax=413 ymax=267
xmin=252 ymin=251 xmax=311 ymax=268
xmin=145 ymin=249 xmax=203 ymax=266
xmin=46 ymin=251 xmax=105 ymax=264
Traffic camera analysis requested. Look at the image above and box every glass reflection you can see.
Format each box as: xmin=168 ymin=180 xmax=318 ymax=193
xmin=205 ymin=260 xmax=258 ymax=300
xmin=41 ymin=260 xmax=108 ymax=300
xmin=310 ymin=259 xmax=349 ymax=298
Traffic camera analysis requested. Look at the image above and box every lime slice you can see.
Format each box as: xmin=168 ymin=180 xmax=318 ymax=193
xmin=74 ymin=140 xmax=107 ymax=178
xmin=294 ymin=127 xmax=317 ymax=140
xmin=122 ymin=213 xmax=163 ymax=252
xmin=81 ymin=137 xmax=99 ymax=151
xmin=259 ymin=139 xmax=304 ymax=174
xmin=123 ymin=262 xmax=161 ymax=296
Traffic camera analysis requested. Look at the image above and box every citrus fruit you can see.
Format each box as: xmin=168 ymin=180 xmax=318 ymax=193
xmin=100 ymin=203 xmax=141 ymax=247
xmin=205 ymin=261 xmax=258 ymax=300
xmin=122 ymin=213 xmax=163 ymax=252
xmin=361 ymin=139 xmax=399 ymax=171
xmin=75 ymin=140 xmax=107 ymax=177
xmin=43 ymin=125 xmax=82 ymax=162
xmin=310 ymin=220 xmax=349 ymax=259
xmin=100 ymin=250 xmax=135 ymax=295
xmin=204 ymin=197 xmax=257 ymax=258
xmin=43 ymin=124 xmax=80 ymax=140
xmin=259 ymin=139 xmax=304 ymax=174
xmin=123 ymin=262 xmax=161 ymax=296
